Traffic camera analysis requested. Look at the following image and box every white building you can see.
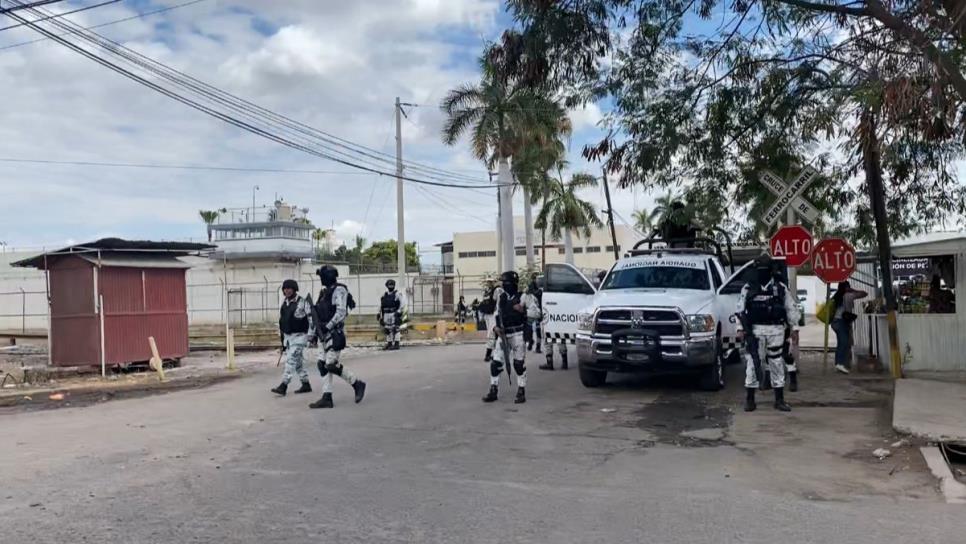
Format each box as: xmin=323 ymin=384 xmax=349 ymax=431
xmin=211 ymin=200 xmax=316 ymax=262
xmin=444 ymin=217 xmax=637 ymax=278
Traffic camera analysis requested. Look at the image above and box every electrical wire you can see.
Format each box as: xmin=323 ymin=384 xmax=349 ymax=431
xmin=9 ymin=1 xmax=501 ymax=189
xmin=0 ymin=156 xmax=374 ymax=174
xmin=0 ymin=0 xmax=65 ymax=15
xmin=0 ymin=0 xmax=119 ymax=32
xmin=6 ymin=3 xmax=508 ymax=189
xmin=0 ymin=0 xmax=211 ymax=51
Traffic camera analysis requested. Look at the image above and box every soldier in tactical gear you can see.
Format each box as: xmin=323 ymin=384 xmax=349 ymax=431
xmin=309 ymin=265 xmax=366 ymax=409
xmin=482 ymin=271 xmax=529 ymax=404
xmin=737 ymin=257 xmax=801 ymax=412
xmin=379 ymin=279 xmax=403 ymax=351
xmin=478 ymin=280 xmax=499 ymax=362
xmin=272 ymin=279 xmax=315 ymax=396
xmin=523 ymin=279 xmax=543 ymax=354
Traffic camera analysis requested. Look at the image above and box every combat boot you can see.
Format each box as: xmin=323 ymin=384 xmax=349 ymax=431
xmin=383 ymin=342 xmax=392 ymax=351
xmin=484 ymin=348 xmax=493 ymax=362
xmin=271 ymin=382 xmax=288 ymax=396
xmin=535 ymin=343 xmax=542 ymax=354
xmin=560 ymin=352 xmax=569 ymax=370
xmin=293 ymin=381 xmax=312 ymax=394
xmin=514 ymin=387 xmax=526 ymax=404
xmin=352 ymin=380 xmax=367 ymax=404
xmin=538 ymin=355 xmax=554 ymax=371
xmin=393 ymin=341 xmax=400 ymax=350
xmin=773 ymin=387 xmax=791 ymax=412
xmin=744 ymin=388 xmax=757 ymax=412
xmin=788 ymin=371 xmax=799 ymax=392
xmin=482 ymin=385 xmax=498 ymax=403
xmin=309 ymin=393 xmax=334 ymax=409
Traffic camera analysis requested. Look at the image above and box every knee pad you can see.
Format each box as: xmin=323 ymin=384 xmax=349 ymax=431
xmin=316 ymin=361 xmax=328 ymax=376
xmin=513 ymin=360 xmax=526 ymax=375
xmin=489 ymin=361 xmax=503 ymax=378
xmin=325 ymin=362 xmax=343 ymax=376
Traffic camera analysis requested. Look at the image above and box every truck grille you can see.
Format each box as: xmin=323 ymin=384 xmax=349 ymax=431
xmin=594 ymin=309 xmax=684 ymax=337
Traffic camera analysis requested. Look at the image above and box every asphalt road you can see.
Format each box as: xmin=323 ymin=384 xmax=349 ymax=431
xmin=1 ymin=345 xmax=961 ymax=543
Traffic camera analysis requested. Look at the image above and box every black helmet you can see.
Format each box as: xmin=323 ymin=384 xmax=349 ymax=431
xmin=316 ymin=265 xmax=339 ymax=286
xmin=754 ymin=255 xmax=772 ymax=285
xmin=281 ymin=279 xmax=299 ymax=292
xmin=500 ymin=271 xmax=519 ymax=284
xmin=386 ymin=279 xmax=396 ymax=290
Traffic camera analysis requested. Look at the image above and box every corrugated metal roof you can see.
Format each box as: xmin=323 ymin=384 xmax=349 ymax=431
xmin=78 ymin=255 xmax=191 ymax=269
xmin=892 ymin=231 xmax=966 ymax=257
xmin=12 ymin=238 xmax=214 ymax=269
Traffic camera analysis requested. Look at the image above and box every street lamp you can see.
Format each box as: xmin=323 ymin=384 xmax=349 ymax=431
xmin=252 ymin=185 xmax=260 ymax=223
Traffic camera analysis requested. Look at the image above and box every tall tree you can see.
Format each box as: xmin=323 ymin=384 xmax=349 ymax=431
xmin=441 ymin=56 xmax=567 ymax=271
xmin=535 ymin=168 xmax=604 ymax=264
xmin=631 ymin=208 xmax=659 ymax=234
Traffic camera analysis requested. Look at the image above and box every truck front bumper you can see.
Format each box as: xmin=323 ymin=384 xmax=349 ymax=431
xmin=576 ymin=331 xmax=716 ymax=373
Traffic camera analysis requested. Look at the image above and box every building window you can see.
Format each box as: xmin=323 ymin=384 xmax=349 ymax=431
xmin=480 ymin=251 xmax=496 ymax=258
xmin=574 ymin=247 xmax=584 ymax=254
xmin=515 ymin=248 xmax=527 ymax=256
xmin=458 ymin=251 xmax=477 ymax=258
xmin=586 ymin=246 xmax=601 ymax=253
xmin=558 ymin=247 xmax=565 ymax=255
xmin=605 ymin=245 xmax=622 ymax=253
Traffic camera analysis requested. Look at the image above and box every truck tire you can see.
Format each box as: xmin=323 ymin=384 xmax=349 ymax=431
xmin=579 ymin=363 xmax=607 ymax=388
xmin=698 ymin=333 xmax=726 ymax=391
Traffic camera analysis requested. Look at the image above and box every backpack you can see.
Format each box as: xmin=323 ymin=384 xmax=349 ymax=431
xmin=338 ymin=283 xmax=357 ymax=311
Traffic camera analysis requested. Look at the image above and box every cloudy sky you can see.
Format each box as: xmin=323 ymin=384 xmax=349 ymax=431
xmin=0 ymin=0 xmax=647 ymax=263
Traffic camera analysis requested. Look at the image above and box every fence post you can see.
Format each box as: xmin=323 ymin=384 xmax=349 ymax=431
xmin=19 ymin=288 xmax=26 ymax=333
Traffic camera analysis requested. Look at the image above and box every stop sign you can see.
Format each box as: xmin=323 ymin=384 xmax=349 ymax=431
xmin=812 ymin=238 xmax=856 ymax=284
xmin=770 ymin=225 xmax=813 ymax=267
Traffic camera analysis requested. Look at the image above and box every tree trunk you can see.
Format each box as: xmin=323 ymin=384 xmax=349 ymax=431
xmin=207 ymin=224 xmax=212 ymax=242
xmin=523 ymin=186 xmax=536 ymax=270
xmin=540 ymin=227 xmax=547 ymax=271
xmin=564 ymin=230 xmax=574 ymax=265
xmin=861 ymin=108 xmax=902 ymax=378
xmin=497 ymin=158 xmax=515 ymax=272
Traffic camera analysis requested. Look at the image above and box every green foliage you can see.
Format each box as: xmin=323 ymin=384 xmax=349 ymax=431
xmin=496 ymin=0 xmax=966 ymax=247
xmin=535 ymin=169 xmax=604 ymax=240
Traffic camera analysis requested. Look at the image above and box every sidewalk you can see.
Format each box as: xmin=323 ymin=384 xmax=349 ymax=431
xmin=893 ymin=378 xmax=966 ymax=442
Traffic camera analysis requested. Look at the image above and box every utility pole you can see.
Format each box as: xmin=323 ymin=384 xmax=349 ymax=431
xmin=601 ymin=169 xmax=620 ymax=261
xmin=496 ymin=183 xmax=503 ymax=274
xmin=786 ymin=206 xmax=798 ymax=296
xmin=395 ymin=97 xmax=406 ymax=294
xmin=252 ymin=185 xmax=259 ymax=223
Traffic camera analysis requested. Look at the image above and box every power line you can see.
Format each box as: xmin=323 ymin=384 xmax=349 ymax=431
xmin=0 ymin=0 xmax=119 ymax=32
xmin=0 ymin=0 xmax=211 ymax=51
xmin=5 ymin=3 xmax=509 ymax=190
xmin=0 ymin=156 xmax=375 ymax=174
xmin=0 ymin=0 xmax=65 ymax=15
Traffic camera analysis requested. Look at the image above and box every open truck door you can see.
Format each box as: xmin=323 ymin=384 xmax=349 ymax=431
xmin=542 ymin=263 xmax=597 ymax=346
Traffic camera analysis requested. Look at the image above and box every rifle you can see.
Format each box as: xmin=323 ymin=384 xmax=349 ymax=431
xmin=737 ymin=311 xmax=763 ymax=386
xmin=275 ymin=347 xmax=284 ymax=368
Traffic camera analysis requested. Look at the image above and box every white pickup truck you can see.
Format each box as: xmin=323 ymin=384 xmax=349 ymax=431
xmin=541 ymin=241 xmax=787 ymax=391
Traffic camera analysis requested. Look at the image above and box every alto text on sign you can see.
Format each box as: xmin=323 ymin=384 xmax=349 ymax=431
xmin=769 ymin=225 xmax=813 ymax=267
xmin=812 ymin=238 xmax=856 ymax=284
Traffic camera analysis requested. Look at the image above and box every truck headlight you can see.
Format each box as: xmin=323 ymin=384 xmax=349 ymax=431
xmin=577 ymin=312 xmax=595 ymax=332
xmin=686 ymin=314 xmax=715 ymax=333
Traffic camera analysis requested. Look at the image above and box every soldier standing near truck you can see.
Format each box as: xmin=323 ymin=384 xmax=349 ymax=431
xmin=737 ymin=257 xmax=801 ymax=412
xmin=482 ymin=271 xmax=529 ymax=404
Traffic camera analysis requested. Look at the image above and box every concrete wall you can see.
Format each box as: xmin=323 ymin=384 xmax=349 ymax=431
xmin=0 ymin=253 xmax=442 ymax=330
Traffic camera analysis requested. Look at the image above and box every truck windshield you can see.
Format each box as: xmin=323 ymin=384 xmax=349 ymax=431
xmin=602 ymin=263 xmax=710 ymax=291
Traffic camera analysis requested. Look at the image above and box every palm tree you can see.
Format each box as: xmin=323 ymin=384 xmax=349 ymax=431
xmin=198 ymin=208 xmax=226 ymax=242
xmin=441 ymin=57 xmax=566 ymax=271
xmin=632 ymin=208 xmax=660 ymax=234
xmin=513 ymin=109 xmax=571 ymax=270
xmin=535 ymin=169 xmax=604 ymax=265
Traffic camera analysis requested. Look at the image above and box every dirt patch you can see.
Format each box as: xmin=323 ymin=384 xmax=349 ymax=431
xmin=0 ymin=373 xmax=242 ymax=414
xmin=635 ymin=394 xmax=733 ymax=447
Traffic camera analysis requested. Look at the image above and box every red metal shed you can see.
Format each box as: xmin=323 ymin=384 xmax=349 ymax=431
xmin=14 ymin=239 xmax=213 ymax=369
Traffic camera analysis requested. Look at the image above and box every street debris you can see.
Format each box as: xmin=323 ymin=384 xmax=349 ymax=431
xmin=600 ymin=408 xmax=616 ymax=413
xmin=873 ymin=448 xmax=891 ymax=460
xmin=890 ymin=439 xmax=909 ymax=449
xmin=48 ymin=393 xmax=65 ymax=401
xmin=22 ymin=396 xmax=32 ymax=401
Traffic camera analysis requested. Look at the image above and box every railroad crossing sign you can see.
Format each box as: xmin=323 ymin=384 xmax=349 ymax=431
xmin=761 ymin=168 xmax=820 ymax=226
xmin=812 ymin=238 xmax=856 ymax=284
xmin=770 ymin=225 xmax=813 ymax=267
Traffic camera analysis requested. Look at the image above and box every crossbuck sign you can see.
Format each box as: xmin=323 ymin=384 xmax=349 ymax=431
xmin=760 ymin=167 xmax=820 ymax=226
